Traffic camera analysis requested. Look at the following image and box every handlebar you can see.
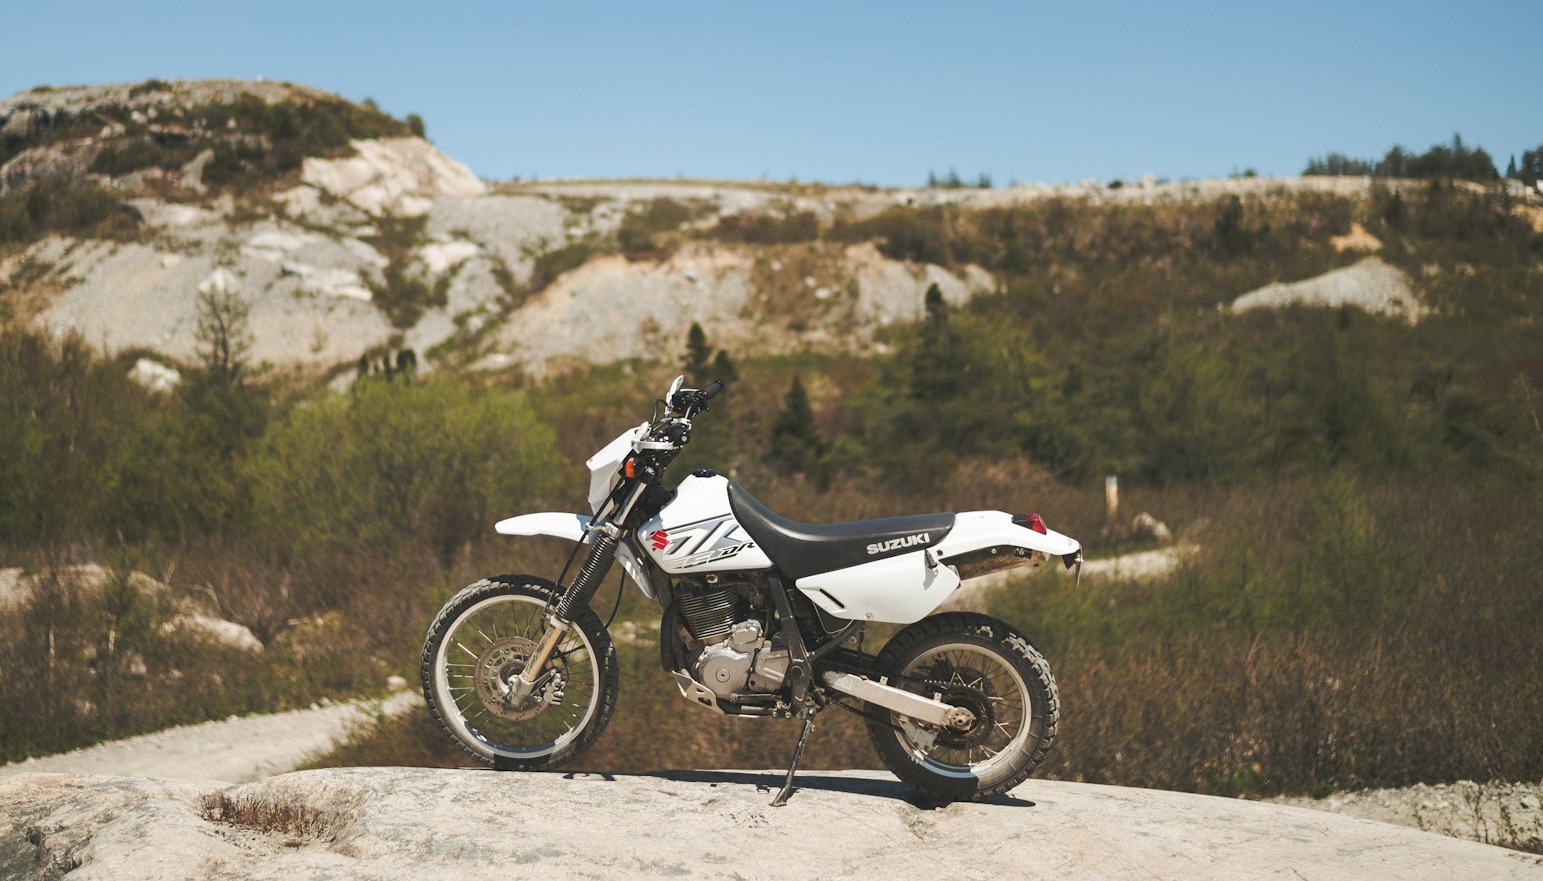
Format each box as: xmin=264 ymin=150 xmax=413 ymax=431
xmin=629 ymin=378 xmax=728 ymax=487
xmin=668 ymin=379 xmax=726 ymax=417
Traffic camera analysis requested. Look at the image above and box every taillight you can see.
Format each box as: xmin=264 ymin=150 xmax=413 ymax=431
xmin=1013 ymin=512 xmax=1048 ymax=534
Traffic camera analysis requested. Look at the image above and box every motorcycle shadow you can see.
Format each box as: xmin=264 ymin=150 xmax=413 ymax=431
xmin=565 ymin=769 xmax=1038 ymax=810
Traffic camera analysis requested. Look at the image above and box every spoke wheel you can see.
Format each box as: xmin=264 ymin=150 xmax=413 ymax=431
xmin=422 ymin=576 xmax=618 ymax=770
xmin=864 ymin=612 xmax=1058 ymax=801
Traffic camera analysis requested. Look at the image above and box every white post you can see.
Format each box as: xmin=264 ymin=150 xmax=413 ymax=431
xmin=1105 ymin=474 xmax=1119 ymax=526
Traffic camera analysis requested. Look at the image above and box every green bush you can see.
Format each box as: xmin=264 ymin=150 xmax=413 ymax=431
xmin=711 ymin=210 xmax=820 ymax=245
xmin=249 ymin=376 xmax=562 ymax=562
xmin=830 ymin=205 xmax=953 ymax=264
xmin=617 ymin=198 xmax=697 ymax=259
xmin=0 ymin=181 xmax=135 ymax=245
xmin=88 ymin=137 xmax=199 ymax=176
xmin=526 ymin=241 xmax=594 ymax=294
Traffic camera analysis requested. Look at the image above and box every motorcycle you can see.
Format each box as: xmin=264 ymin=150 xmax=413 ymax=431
xmin=421 ymin=376 xmax=1083 ymax=804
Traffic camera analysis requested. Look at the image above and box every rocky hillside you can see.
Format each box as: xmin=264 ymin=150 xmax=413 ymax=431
xmin=10 ymin=78 xmax=1524 ymax=386
xmin=0 ymin=80 xmax=991 ymax=381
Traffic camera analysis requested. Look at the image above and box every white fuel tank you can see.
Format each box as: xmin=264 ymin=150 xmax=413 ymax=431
xmin=638 ymin=475 xmax=774 ymax=575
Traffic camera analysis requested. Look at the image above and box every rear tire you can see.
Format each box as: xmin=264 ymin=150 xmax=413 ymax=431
xmin=421 ymin=575 xmax=618 ymax=770
xmin=864 ymin=612 xmax=1058 ymax=801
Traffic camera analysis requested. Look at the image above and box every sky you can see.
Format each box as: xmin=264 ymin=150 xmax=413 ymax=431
xmin=3 ymin=1 xmax=1540 ymax=187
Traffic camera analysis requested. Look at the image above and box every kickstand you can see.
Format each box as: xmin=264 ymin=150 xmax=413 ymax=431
xmin=770 ymin=708 xmax=816 ymax=807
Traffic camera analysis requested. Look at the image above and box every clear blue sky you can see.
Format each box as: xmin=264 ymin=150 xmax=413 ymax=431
xmin=4 ymin=1 xmax=1540 ymax=186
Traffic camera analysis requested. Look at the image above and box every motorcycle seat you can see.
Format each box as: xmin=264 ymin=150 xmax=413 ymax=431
xmin=726 ymin=481 xmax=954 ymax=582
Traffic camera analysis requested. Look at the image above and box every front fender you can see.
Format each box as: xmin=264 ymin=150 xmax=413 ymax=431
xmin=495 ymin=512 xmax=591 ymax=542
xmin=493 ymin=512 xmax=656 ymax=599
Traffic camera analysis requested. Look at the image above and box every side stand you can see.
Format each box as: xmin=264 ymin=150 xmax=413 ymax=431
xmin=769 ymin=707 xmax=816 ymax=807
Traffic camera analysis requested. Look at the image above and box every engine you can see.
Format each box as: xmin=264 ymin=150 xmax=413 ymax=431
xmin=675 ymin=579 xmax=791 ymax=702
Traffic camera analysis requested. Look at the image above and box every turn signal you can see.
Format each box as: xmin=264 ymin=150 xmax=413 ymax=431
xmin=624 ymin=458 xmax=637 ymax=478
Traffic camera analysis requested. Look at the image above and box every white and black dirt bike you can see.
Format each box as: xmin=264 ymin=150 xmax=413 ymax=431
xmin=421 ymin=377 xmax=1083 ymax=804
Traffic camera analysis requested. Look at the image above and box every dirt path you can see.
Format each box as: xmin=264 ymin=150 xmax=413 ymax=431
xmin=0 ymin=691 xmax=421 ymax=784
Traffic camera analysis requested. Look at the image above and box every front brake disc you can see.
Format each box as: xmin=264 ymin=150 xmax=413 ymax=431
xmin=474 ymin=637 xmax=555 ymax=722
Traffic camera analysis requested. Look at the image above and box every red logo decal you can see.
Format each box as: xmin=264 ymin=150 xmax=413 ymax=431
xmin=650 ymin=530 xmax=670 ymax=550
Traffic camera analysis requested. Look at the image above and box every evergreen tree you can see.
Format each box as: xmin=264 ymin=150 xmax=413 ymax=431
xmin=709 ymin=349 xmax=738 ymax=383
xmin=908 ymin=283 xmax=967 ymax=402
xmin=1211 ymin=195 xmax=1254 ymax=257
xmin=681 ymin=322 xmax=712 ymax=383
xmin=1519 ymin=146 xmax=1543 ymax=186
xmin=766 ymin=375 xmax=827 ymax=485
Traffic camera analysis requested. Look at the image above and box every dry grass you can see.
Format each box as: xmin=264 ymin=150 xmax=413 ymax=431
xmin=200 ymin=791 xmax=334 ymax=840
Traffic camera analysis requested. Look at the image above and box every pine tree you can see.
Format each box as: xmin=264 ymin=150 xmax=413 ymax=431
xmin=766 ymin=375 xmax=828 ymax=484
xmin=909 ymin=282 xmax=966 ymax=403
xmin=709 ymin=349 xmax=738 ymax=383
xmin=681 ymin=323 xmax=712 ymax=383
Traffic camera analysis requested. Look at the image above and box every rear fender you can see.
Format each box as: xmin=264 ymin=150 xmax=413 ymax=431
xmin=494 ymin=512 xmax=656 ymax=599
xmin=932 ymin=511 xmax=1082 ymax=581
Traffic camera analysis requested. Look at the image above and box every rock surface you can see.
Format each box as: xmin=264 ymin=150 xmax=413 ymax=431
xmin=1231 ymin=256 xmax=1421 ymax=322
xmin=477 ymin=241 xmax=990 ymax=377
xmin=3 ymin=768 xmax=1539 ymax=880
xmin=1277 ymin=780 xmax=1543 ymax=852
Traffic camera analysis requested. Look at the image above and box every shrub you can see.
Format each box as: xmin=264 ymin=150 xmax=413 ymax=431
xmin=711 ymin=210 xmax=819 ymax=245
xmin=0 ymin=181 xmax=135 ymax=245
xmin=88 ymin=137 xmax=199 ymax=176
xmin=526 ymin=241 xmax=593 ymax=294
xmin=617 ymin=198 xmax=697 ymax=260
xmin=249 ymin=377 xmax=562 ymax=562
xmin=829 ymin=206 xmax=952 ymax=265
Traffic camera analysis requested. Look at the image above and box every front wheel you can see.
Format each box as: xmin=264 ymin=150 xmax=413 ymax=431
xmin=421 ymin=575 xmax=618 ymax=770
xmin=864 ymin=612 xmax=1059 ymax=801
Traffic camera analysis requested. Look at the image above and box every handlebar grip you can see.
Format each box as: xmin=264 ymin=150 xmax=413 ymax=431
xmin=700 ymin=380 xmax=725 ymax=401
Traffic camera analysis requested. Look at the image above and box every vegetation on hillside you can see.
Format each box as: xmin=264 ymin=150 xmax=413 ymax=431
xmin=0 ymin=80 xmax=418 ymax=248
xmin=3 ymin=170 xmax=1542 ymax=803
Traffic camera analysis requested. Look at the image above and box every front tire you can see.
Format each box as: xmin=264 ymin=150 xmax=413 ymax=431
xmin=421 ymin=575 xmax=619 ymax=770
xmin=864 ymin=612 xmax=1058 ymax=801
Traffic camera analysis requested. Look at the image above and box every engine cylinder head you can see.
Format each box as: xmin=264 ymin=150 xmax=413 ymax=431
xmin=676 ymin=584 xmax=747 ymax=643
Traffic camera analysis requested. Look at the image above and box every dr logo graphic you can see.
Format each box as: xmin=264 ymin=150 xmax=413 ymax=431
xmin=657 ymin=516 xmax=755 ymax=568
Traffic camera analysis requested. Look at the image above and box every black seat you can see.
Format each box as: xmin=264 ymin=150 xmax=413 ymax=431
xmin=727 ymin=481 xmax=954 ymax=582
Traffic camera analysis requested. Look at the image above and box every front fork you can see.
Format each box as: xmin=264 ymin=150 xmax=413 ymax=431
xmin=509 ymin=482 xmax=645 ymax=699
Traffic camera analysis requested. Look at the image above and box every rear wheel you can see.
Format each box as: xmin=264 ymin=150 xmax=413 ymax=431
xmin=421 ymin=575 xmax=618 ymax=770
xmin=864 ymin=612 xmax=1058 ymax=801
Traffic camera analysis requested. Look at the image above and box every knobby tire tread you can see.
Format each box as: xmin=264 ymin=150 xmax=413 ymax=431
xmin=863 ymin=611 xmax=1059 ymax=802
xmin=420 ymin=575 xmax=619 ymax=771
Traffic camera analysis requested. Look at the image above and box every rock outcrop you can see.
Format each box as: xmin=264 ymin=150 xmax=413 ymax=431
xmin=1231 ymin=256 xmax=1422 ymax=322
xmin=1 ymin=769 xmax=1535 ymax=880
